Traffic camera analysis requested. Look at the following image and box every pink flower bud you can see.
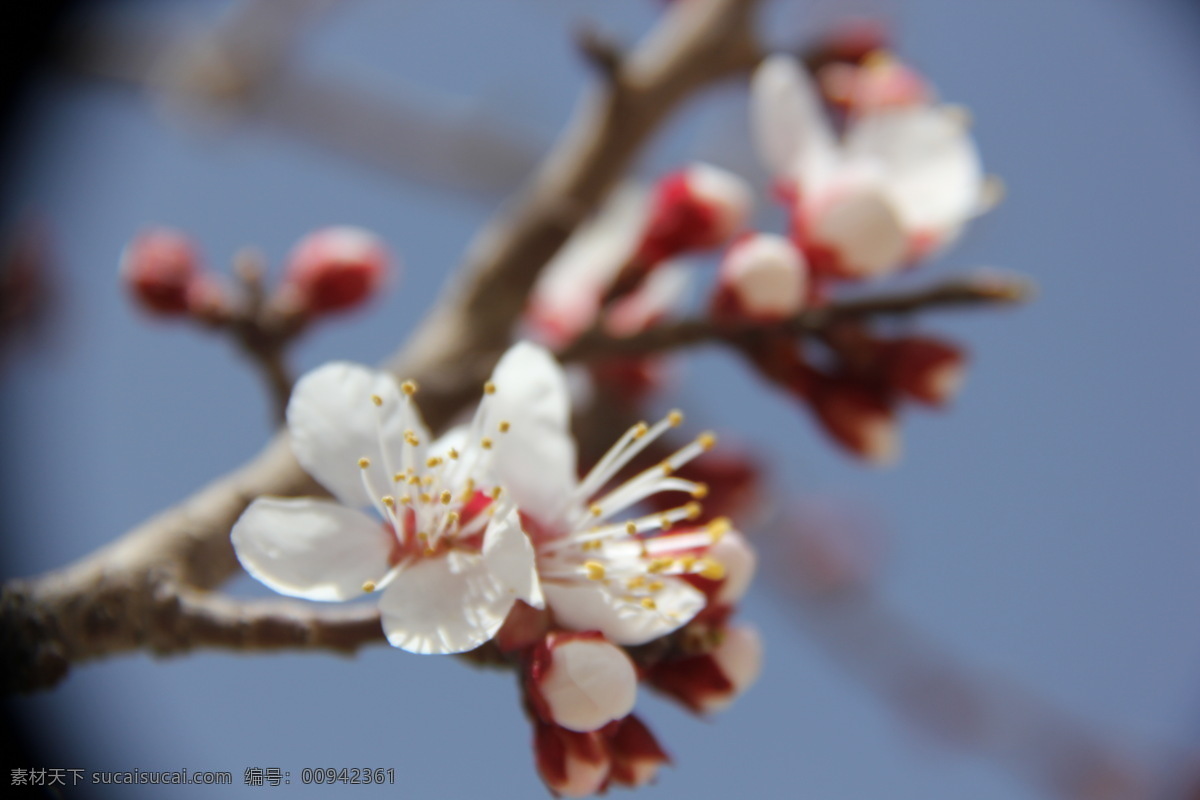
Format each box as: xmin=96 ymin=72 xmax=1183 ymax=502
xmin=809 ymin=376 xmax=899 ymax=464
xmin=804 ymin=18 xmax=891 ymax=72
xmin=647 ymin=624 xmax=763 ymax=714
xmin=711 ymin=233 xmax=807 ymax=322
xmin=119 ymin=228 xmax=202 ymax=315
xmin=608 ymin=715 xmax=670 ymax=789
xmin=635 ymin=163 xmax=752 ymax=265
xmin=818 ymin=52 xmax=933 ymax=114
xmin=533 ymin=720 xmax=610 ymax=798
xmin=527 ymin=632 xmax=638 ymax=733
xmin=284 ymin=226 xmax=391 ymax=314
xmin=883 ymin=336 xmax=967 ymax=406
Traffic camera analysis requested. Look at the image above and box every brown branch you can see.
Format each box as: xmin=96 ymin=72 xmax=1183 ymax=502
xmin=2 ymin=0 xmax=765 ymax=693
xmin=559 ymin=271 xmax=1034 ymax=363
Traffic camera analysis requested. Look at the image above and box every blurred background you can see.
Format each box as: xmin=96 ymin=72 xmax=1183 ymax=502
xmin=2 ymin=0 xmax=1199 ymax=797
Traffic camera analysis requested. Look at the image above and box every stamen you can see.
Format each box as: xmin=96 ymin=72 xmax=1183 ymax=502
xmin=498 ymin=420 xmax=511 ymax=433
xmin=667 ymin=409 xmax=684 ymax=427
xmin=362 ymin=581 xmax=376 ymax=593
xmin=481 ymin=437 xmax=493 ymax=450
xmin=440 ymin=491 xmax=452 ymax=505
xmin=584 ymin=561 xmax=606 ymax=581
xmin=370 ymin=394 xmax=383 ymax=407
xmin=484 ymin=382 xmax=496 ymax=395
xmin=401 ymin=380 xmax=418 ymax=396
xmin=358 ymin=457 xmax=371 ymax=469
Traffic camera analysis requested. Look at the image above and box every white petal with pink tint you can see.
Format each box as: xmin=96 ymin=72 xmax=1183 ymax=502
xmin=720 ymin=234 xmax=807 ymax=318
xmin=751 ymin=55 xmax=838 ymax=186
xmin=232 ymin=497 xmax=393 ymax=602
xmin=541 ymin=638 xmax=638 ymax=732
xmin=544 ymin=577 xmax=705 ymax=647
xmin=710 ymin=529 xmax=758 ymax=607
xmin=703 ymin=624 xmax=764 ymax=713
xmin=807 ymin=183 xmax=908 ymax=278
xmin=684 ymin=163 xmax=753 ymax=241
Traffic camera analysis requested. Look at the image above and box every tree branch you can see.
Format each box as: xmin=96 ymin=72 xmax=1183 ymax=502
xmin=559 ymin=272 xmax=1034 ymax=363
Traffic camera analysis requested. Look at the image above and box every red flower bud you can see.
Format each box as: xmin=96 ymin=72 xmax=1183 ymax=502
xmin=284 ymin=226 xmax=391 ymax=314
xmin=533 ymin=720 xmax=610 ymax=798
xmin=809 ymin=375 xmax=899 ymax=464
xmin=711 ymin=233 xmax=808 ymax=323
xmin=635 ymin=163 xmax=751 ymax=266
xmin=883 ymin=336 xmax=966 ymax=406
xmin=119 ymin=228 xmax=202 ymax=315
xmin=608 ymin=715 xmax=670 ymax=789
xmin=646 ymin=624 xmax=763 ymax=714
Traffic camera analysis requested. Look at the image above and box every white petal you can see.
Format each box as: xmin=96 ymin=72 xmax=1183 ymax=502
xmin=377 ymin=547 xmax=521 ymax=655
xmin=843 ymin=106 xmax=984 ymax=236
xmin=720 ymin=234 xmax=806 ymax=318
xmin=483 ymin=508 xmax=544 ymax=608
xmin=711 ymin=529 xmax=758 ymax=606
xmin=704 ymin=624 xmax=764 ymax=712
xmin=231 ymin=497 xmax=393 ymax=602
xmin=750 ymin=55 xmax=838 ymax=185
xmin=487 ymin=342 xmax=579 ymax=525
xmin=807 ymin=183 xmax=908 ymax=278
xmin=287 ymin=362 xmax=429 ymax=508
xmin=544 ymin=578 xmax=705 ymax=646
xmin=541 ymin=638 xmax=637 ymax=732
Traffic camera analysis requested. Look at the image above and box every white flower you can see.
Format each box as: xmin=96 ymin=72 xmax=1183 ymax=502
xmin=492 ymin=343 xmax=732 ymax=646
xmin=751 ymin=55 xmax=994 ymax=279
xmin=231 ymin=346 xmax=548 ymax=655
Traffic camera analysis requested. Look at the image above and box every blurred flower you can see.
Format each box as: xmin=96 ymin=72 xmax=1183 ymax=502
xmin=880 ymin=335 xmax=967 ymax=407
xmin=633 ymin=162 xmax=753 ymax=266
xmin=807 ymin=373 xmax=899 ymax=464
xmin=646 ymin=623 xmax=763 ymax=713
xmin=818 ymin=51 xmax=934 ymax=114
xmin=231 ymin=344 xmax=547 ymax=655
xmin=282 ymin=226 xmax=392 ymax=314
xmin=751 ymin=55 xmax=990 ymax=279
xmin=531 ymin=713 xmax=670 ymax=797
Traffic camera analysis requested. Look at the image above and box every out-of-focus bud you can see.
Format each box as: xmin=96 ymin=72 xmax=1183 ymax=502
xmin=882 ymin=336 xmax=966 ymax=406
xmin=803 ymin=18 xmax=891 ymax=72
xmin=818 ymin=51 xmax=934 ymax=114
xmin=809 ymin=375 xmax=899 ymax=464
xmin=119 ymin=228 xmax=203 ymax=315
xmin=283 ymin=226 xmax=391 ymax=314
xmin=711 ymin=233 xmax=808 ymax=322
xmin=608 ymin=715 xmax=670 ymax=789
xmin=533 ymin=720 xmax=610 ymax=798
xmin=527 ymin=632 xmax=638 ymax=733
xmin=647 ymin=624 xmax=763 ymax=714
xmin=635 ymin=163 xmax=752 ymax=266
xmin=788 ymin=501 xmax=882 ymax=596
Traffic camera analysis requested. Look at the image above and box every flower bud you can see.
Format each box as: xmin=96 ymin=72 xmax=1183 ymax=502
xmin=608 ymin=715 xmax=670 ymax=789
xmin=119 ymin=228 xmax=202 ymax=315
xmin=711 ymin=233 xmax=807 ymax=322
xmin=635 ymin=163 xmax=752 ymax=265
xmin=883 ymin=336 xmax=966 ymax=406
xmin=818 ymin=51 xmax=933 ymax=114
xmin=647 ymin=624 xmax=763 ymax=714
xmin=283 ymin=226 xmax=391 ymax=314
xmin=798 ymin=182 xmax=908 ymax=280
xmin=809 ymin=376 xmax=899 ymax=464
xmin=527 ymin=632 xmax=638 ymax=733
xmin=533 ymin=720 xmax=610 ymax=798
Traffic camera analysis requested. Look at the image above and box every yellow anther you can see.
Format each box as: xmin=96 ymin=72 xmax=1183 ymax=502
xmin=660 ymin=462 xmax=674 ymax=476
xmin=448 ymin=448 xmax=460 ymax=460
xmin=484 ymin=381 xmax=496 ymax=395
xmin=426 ymin=456 xmax=442 ymax=468
xmin=584 ymin=561 xmax=606 ymax=581
xmin=691 ymin=483 xmax=709 ymax=499
xmin=399 ymin=495 xmax=412 ymax=505
xmin=370 ymin=394 xmax=383 ymax=407
xmin=707 ymin=517 xmax=731 ymax=542
xmin=446 ymin=511 xmax=460 ymax=524
xmin=440 ymin=490 xmax=452 ymax=505
xmin=419 ymin=493 xmax=432 ymax=504
xmin=697 ymin=432 xmax=717 ymax=451
xmin=660 ymin=516 xmax=673 ymax=532
xmin=422 ymin=476 xmax=434 ymax=487
xmin=465 ymin=479 xmax=476 ymax=493
xmin=381 ymin=495 xmax=395 ymax=508
xmin=633 ymin=422 xmax=649 ymax=439
xmin=698 ymin=557 xmax=726 ymax=581
xmin=640 ymin=598 xmax=658 ymax=610
xmin=401 ymin=380 xmax=418 ymax=396
xmin=625 ymin=522 xmax=637 ymax=535
xmin=481 ymin=437 xmax=493 ymax=450
xmin=498 ymin=420 xmax=511 ymax=433
xmin=648 ymin=580 xmax=665 ymax=593
xmin=404 ymin=431 xmax=421 ymax=446
xmin=417 ymin=532 xmax=429 ymax=541
xmin=627 ymin=576 xmax=647 ymax=590
xmin=424 ymin=547 xmax=436 ymax=557
xmin=393 ymin=472 xmax=405 ymax=483
xmin=589 ymin=504 xmax=604 ymax=517
xmin=685 ymin=502 xmax=702 ymax=520
xmin=362 ymin=581 xmax=376 ymax=593
xmin=647 ymin=557 xmax=673 ymax=574
xmin=490 ymin=486 xmax=502 ymax=500
xmin=678 ymin=555 xmax=698 ymax=570
xmin=667 ymin=409 xmax=684 ymax=427
xmin=358 ymin=457 xmax=371 ymax=469
xmin=407 ymin=475 xmax=421 ymax=485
